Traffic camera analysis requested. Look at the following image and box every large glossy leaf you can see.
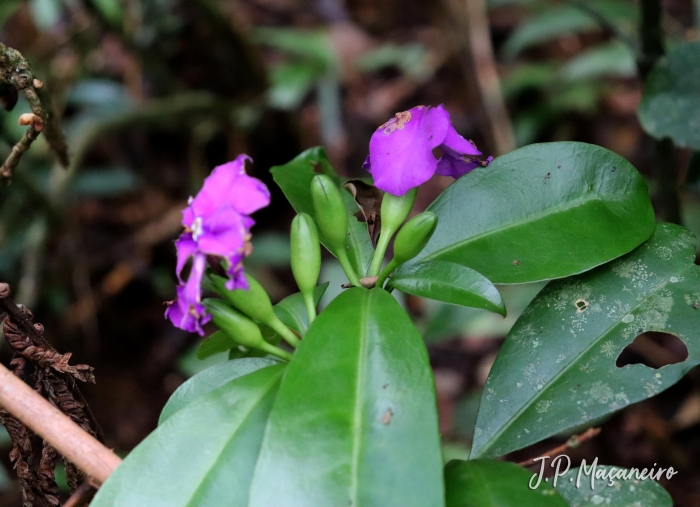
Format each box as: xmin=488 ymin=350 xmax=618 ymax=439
xmin=248 ymin=288 xmax=443 ymax=507
xmin=556 ymin=465 xmax=673 ymax=506
xmin=272 ymin=282 xmax=329 ymax=336
xmin=92 ymin=364 xmax=285 ymax=507
xmin=158 ymin=358 xmax=278 ymax=424
xmin=638 ymin=41 xmax=700 ymax=150
xmin=271 ymin=147 xmax=373 ymax=276
xmin=401 ymin=142 xmax=655 ymax=284
xmin=471 ymin=223 xmax=700 ymax=458
xmin=444 ymin=459 xmax=567 ymax=507
xmin=387 ymin=261 xmax=506 ymax=315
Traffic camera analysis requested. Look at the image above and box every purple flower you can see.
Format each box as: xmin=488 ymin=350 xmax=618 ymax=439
xmin=364 ymin=105 xmax=488 ymax=196
xmin=165 ymin=154 xmax=270 ymax=334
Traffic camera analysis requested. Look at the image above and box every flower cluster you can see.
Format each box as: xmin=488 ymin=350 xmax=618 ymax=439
xmin=165 ymin=105 xmax=487 ymax=334
xmin=165 ymin=155 xmax=270 ymax=335
xmin=364 ymin=104 xmax=490 ymax=196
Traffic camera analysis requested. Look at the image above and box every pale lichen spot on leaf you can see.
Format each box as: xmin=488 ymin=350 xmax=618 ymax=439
xmin=535 ymin=400 xmax=552 ymax=413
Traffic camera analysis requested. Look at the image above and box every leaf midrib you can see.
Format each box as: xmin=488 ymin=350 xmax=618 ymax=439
xmin=349 ymin=291 xmax=370 ymax=506
xmin=185 ymin=370 xmax=282 ymax=507
xmin=473 ymin=267 xmax=689 ymax=458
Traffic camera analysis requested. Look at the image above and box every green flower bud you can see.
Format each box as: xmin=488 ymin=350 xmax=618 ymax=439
xmin=380 ymin=187 xmax=418 ymax=237
xmin=310 ymin=175 xmax=362 ymax=286
xmin=393 ymin=212 xmax=438 ymax=264
xmin=209 ymin=273 xmax=276 ymax=325
xmin=310 ymin=174 xmax=348 ymax=254
xmin=208 ymin=273 xmax=301 ymax=348
xmin=203 ymin=299 xmax=291 ymax=361
xmin=290 ymin=213 xmax=321 ymax=294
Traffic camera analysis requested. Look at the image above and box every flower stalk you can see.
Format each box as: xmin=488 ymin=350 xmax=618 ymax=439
xmin=375 ymin=212 xmax=438 ymax=287
xmin=368 ymin=188 xmax=417 ymax=277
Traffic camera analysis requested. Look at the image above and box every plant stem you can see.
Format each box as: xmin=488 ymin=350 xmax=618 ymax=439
xmin=368 ymin=229 xmax=392 ymax=277
xmin=269 ymin=319 xmax=301 ymax=348
xmin=337 ymin=249 xmax=362 ymax=287
xmin=375 ymin=259 xmax=399 ymax=289
xmin=260 ymin=342 xmax=294 ymax=362
xmin=303 ymin=292 xmax=317 ymax=325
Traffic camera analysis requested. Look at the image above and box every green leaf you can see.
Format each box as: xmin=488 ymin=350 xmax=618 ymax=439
xmin=355 ymin=42 xmax=431 ymax=80
xmin=271 ymin=147 xmax=374 ymax=276
xmin=0 ymin=1 xmax=21 ymax=25
xmin=197 ymin=330 xmax=237 ymax=360
xmin=502 ymin=2 xmax=637 ymax=59
xmin=91 ymin=0 xmax=124 ymax=26
xmin=423 ymin=283 xmax=545 ymax=344
xmin=638 ymin=41 xmax=700 ymax=150
xmin=401 ymin=142 xmax=656 ymax=284
xmin=387 ymin=261 xmax=505 ymax=315
xmin=445 ymin=459 xmax=568 ymax=507
xmin=561 ymin=40 xmax=636 ymax=81
xmin=92 ymin=364 xmax=285 ymax=507
xmin=159 ymin=357 xmax=278 ymax=424
xmin=555 ymin=465 xmax=673 ymax=506
xmin=272 ymin=282 xmax=329 ymax=336
xmin=268 ymin=61 xmax=321 ymax=110
xmin=252 ymin=28 xmax=336 ymax=69
xmin=248 ymin=288 xmax=443 ymax=507
xmin=471 ymin=223 xmax=700 ymax=459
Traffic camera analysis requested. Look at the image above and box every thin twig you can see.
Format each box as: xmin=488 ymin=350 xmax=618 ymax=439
xmin=0 ymin=43 xmax=69 ymax=182
xmin=0 ymin=124 xmax=40 ymax=181
xmin=518 ymin=427 xmax=602 ymax=467
xmin=0 ymin=361 xmax=121 ymax=485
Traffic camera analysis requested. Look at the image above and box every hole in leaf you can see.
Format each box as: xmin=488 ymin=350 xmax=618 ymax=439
xmin=616 ymin=332 xmax=688 ymax=369
xmin=575 ymin=299 xmax=588 ymax=312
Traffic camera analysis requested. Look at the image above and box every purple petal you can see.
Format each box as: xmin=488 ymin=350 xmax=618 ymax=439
xmin=368 ymin=105 xmax=450 ymax=196
xmin=165 ymin=285 xmax=211 ymax=336
xmin=165 ymin=254 xmax=210 ymax=335
xmin=439 ymin=110 xmax=482 ymax=158
xmin=174 ymin=233 xmax=197 ymax=283
xmin=197 ymin=207 xmax=247 ymax=258
xmin=229 ymin=177 xmax=270 ymax=216
xmin=181 ymin=204 xmax=195 ymax=229
xmin=183 ymin=254 xmax=206 ymax=303
xmin=435 ymin=154 xmax=481 ymax=178
xmin=224 ymin=258 xmax=248 ymax=291
xmin=190 ymin=155 xmax=251 ymax=218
